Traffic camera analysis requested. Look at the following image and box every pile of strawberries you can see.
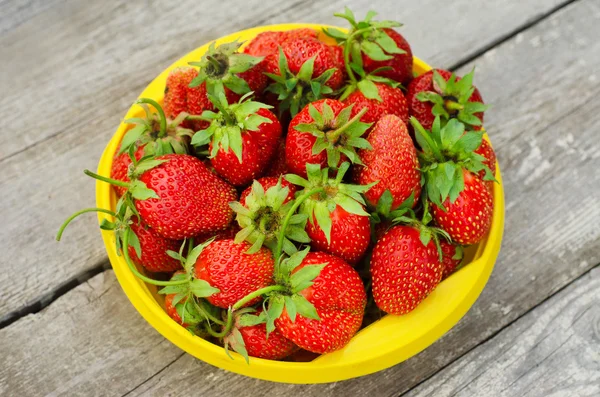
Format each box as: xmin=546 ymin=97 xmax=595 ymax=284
xmin=59 ymin=8 xmax=497 ymax=362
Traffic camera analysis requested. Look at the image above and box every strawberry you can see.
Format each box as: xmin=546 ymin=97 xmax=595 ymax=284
xmin=194 ymin=239 xmax=274 ymax=308
xmin=264 ymin=37 xmax=345 ymax=116
xmin=287 ymin=163 xmax=372 ymax=265
xmin=186 ymin=41 xmax=266 ymax=129
xmin=230 ymin=178 xmax=309 ymax=255
xmin=407 ymin=69 xmax=487 ymax=131
xmin=111 ymin=99 xmax=193 ymax=196
xmin=263 ymin=138 xmax=289 ymax=177
xmin=286 ymin=99 xmax=372 ymax=177
xmin=440 ymin=241 xmax=463 ymax=279
xmin=127 ymin=220 xmax=183 ymax=273
xmin=243 ymin=28 xmax=318 ymax=57
xmin=223 ymin=309 xmax=297 ymax=361
xmin=111 ymin=145 xmax=145 ymax=197
xmin=271 ymin=250 xmax=366 ymax=354
xmin=353 ymin=114 xmax=421 ymax=210
xmin=412 ymin=117 xmax=495 ymax=245
xmin=326 ymin=8 xmax=413 ymax=84
xmin=133 ymin=154 xmax=237 ymax=239
xmin=191 ymin=92 xmax=281 ymax=186
xmin=475 ymin=138 xmax=497 ymax=179
xmin=344 ymin=81 xmax=409 ymax=126
xmin=239 ymin=176 xmax=296 ymax=205
xmin=371 ymin=225 xmax=443 ymax=314
xmin=431 ymin=169 xmax=493 ymax=245
xmin=163 ymin=67 xmax=197 ymax=127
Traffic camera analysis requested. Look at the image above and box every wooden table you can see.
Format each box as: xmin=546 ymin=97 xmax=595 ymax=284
xmin=1 ymin=0 xmax=599 ymax=395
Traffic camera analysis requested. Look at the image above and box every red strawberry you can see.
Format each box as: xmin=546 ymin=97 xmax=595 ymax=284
xmin=306 ymin=205 xmax=370 ymax=265
xmin=223 ymin=309 xmax=297 ymax=360
xmin=186 ymin=41 xmax=267 ymax=129
xmin=165 ymin=293 xmax=188 ymax=327
xmin=111 ymin=145 xmax=145 ymax=197
xmin=194 ymin=239 xmax=274 ymax=308
xmin=164 ymin=67 xmax=197 ymax=127
xmin=362 ymin=28 xmax=413 ymax=85
xmin=243 ymin=28 xmax=318 ymax=57
xmin=327 ymin=10 xmax=413 ymax=84
xmin=431 ymin=169 xmax=493 ymax=245
xmin=407 ymin=69 xmax=486 ymax=131
xmin=135 ymin=154 xmax=237 ymax=239
xmin=286 ymin=99 xmax=371 ymax=177
xmin=344 ymin=81 xmax=409 ymax=126
xmin=440 ymin=241 xmax=463 ymax=279
xmin=289 ymin=162 xmax=372 ymax=265
xmin=264 ymin=37 xmax=345 ymax=116
xmin=127 ymin=221 xmax=183 ymax=273
xmin=353 ymin=114 xmax=421 ymax=209
xmin=475 ymin=138 xmax=497 ymax=179
xmin=274 ymin=252 xmax=366 ymax=354
xmin=240 ymin=177 xmax=296 ymax=205
xmin=370 ymin=225 xmax=443 ymax=314
xmin=263 ymin=138 xmax=289 ymax=177
xmin=191 ymin=95 xmax=282 ymax=186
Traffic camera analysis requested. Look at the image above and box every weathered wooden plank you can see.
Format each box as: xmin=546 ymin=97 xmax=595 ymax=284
xmin=404 ymin=266 xmax=600 ymax=397
xmin=0 ymin=271 xmax=185 ymax=397
xmin=0 ymin=0 xmax=569 ymax=320
xmin=72 ymin=1 xmax=600 ymax=395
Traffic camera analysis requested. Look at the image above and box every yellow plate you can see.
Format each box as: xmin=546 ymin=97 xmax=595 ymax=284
xmin=95 ymin=23 xmax=504 ymax=384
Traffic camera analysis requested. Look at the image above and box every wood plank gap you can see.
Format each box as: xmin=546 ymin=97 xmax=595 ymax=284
xmin=0 ymin=258 xmax=111 ymax=329
xmin=398 ymin=261 xmax=600 ymax=397
xmin=448 ymin=0 xmax=579 ymax=71
xmin=120 ymin=352 xmax=187 ymax=397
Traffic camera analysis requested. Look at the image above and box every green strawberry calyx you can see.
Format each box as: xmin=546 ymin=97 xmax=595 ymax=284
xmin=286 ymin=162 xmax=374 ymax=244
xmin=338 ymin=63 xmax=401 ymax=102
xmin=415 ymin=69 xmax=489 ymax=129
xmin=265 ymin=48 xmax=337 ymax=117
xmin=412 ymin=116 xmax=496 ymax=209
xmin=222 ymin=307 xmax=259 ymax=363
xmin=119 ymin=98 xmax=193 ymax=158
xmin=190 ymin=90 xmax=273 ymax=163
xmin=325 ymin=7 xmax=405 ymax=88
xmin=293 ymin=102 xmax=372 ymax=169
xmin=229 ymin=177 xmax=310 ymax=255
xmin=188 ymin=40 xmax=264 ymax=97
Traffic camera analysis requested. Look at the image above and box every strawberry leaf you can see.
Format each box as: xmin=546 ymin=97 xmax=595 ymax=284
xmin=283 ymin=295 xmax=297 ymax=323
xmin=189 ymin=279 xmax=220 ymax=298
xmin=292 ymin=294 xmax=320 ymax=320
xmin=266 ymin=295 xmax=284 ymax=334
xmin=357 ymin=79 xmax=382 ymax=101
xmin=129 ymin=180 xmax=159 ymax=200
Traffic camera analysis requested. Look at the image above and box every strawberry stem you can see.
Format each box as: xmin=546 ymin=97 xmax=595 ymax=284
xmin=56 ymin=207 xmax=117 ymax=241
xmin=444 ymin=99 xmax=463 ymax=112
xmin=327 ymin=107 xmax=368 ymax=142
xmin=233 ymin=285 xmax=287 ymax=310
xmin=274 ymin=187 xmax=325 ymax=261
xmin=410 ymin=117 xmax=445 ymax=163
xmin=122 ymin=227 xmax=189 ymax=287
xmin=84 ymin=169 xmax=130 ymax=188
xmin=136 ymin=98 xmax=167 ymax=138
xmin=343 ymin=27 xmax=372 ymax=84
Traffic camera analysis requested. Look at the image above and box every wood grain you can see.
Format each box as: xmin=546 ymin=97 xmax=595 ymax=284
xmin=0 ymin=271 xmax=185 ymax=397
xmin=0 ymin=0 xmax=569 ymax=320
xmin=404 ymin=266 xmax=600 ymax=397
xmin=11 ymin=0 xmax=598 ymax=395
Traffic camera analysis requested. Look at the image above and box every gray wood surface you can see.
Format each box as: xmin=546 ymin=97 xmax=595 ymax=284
xmin=1 ymin=0 xmax=599 ymax=396
xmin=405 ymin=266 xmax=600 ymax=397
xmin=0 ymin=0 xmax=568 ymax=321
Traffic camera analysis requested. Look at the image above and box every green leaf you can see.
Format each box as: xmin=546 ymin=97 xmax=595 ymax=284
xmin=119 ymin=125 xmax=147 ymax=154
xmin=419 ymin=228 xmax=432 ymax=247
xmin=189 ymin=279 xmax=220 ymax=298
xmin=416 ymin=91 xmax=443 ymax=105
xmin=292 ymin=294 xmax=320 ymax=320
xmin=455 ymin=131 xmax=483 ymax=153
xmin=285 ymin=173 xmax=309 ymax=188
xmin=99 ymin=219 xmax=116 ymax=231
xmin=266 ymin=296 xmax=285 ymax=335
xmin=323 ymin=28 xmax=348 ymax=41
xmin=238 ymin=313 xmax=264 ymax=327
xmin=432 ymin=70 xmax=447 ymax=94
xmin=326 ymin=147 xmax=341 ymax=169
xmin=283 ymin=295 xmax=297 ymax=323
xmin=313 ymin=201 xmax=332 ymax=244
xmin=361 ymin=41 xmax=392 ymax=61
xmin=228 ymin=53 xmax=263 ymax=73
xmin=336 ymin=195 xmax=369 ymax=216
xmin=357 ymin=79 xmax=381 ymax=101
xmin=224 ymin=75 xmax=251 ymax=95
xmin=298 ymin=56 xmax=316 ymax=82
xmin=129 ymin=180 xmax=159 ymax=200
xmin=290 ymin=264 xmax=326 ymax=293
xmin=375 ymin=31 xmax=405 ymax=54
xmin=230 ymin=328 xmax=249 ymax=364
xmin=457 ymin=112 xmax=483 ymax=126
